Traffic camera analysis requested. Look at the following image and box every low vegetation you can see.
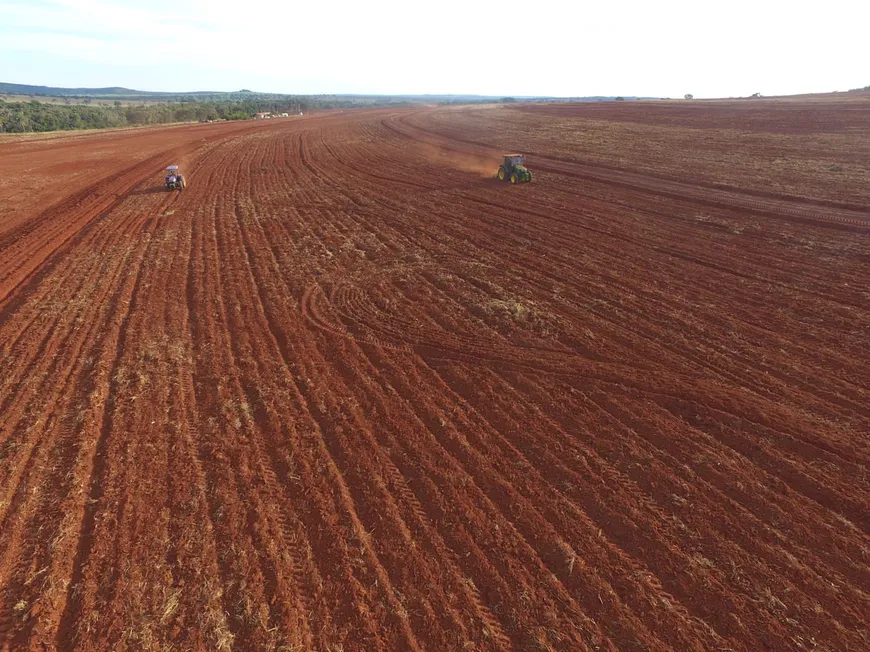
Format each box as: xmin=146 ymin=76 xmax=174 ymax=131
xmin=0 ymin=95 xmax=406 ymax=133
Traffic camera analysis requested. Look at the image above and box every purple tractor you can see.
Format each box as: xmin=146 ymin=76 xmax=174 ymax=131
xmin=165 ymin=165 xmax=186 ymax=191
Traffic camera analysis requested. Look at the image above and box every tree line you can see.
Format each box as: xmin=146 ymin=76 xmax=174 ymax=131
xmin=0 ymin=95 xmax=402 ymax=133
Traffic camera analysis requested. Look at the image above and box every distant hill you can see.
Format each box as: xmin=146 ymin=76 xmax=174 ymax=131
xmin=1 ymin=83 xmax=663 ymax=103
xmin=0 ymin=82 xmax=259 ymax=101
xmin=0 ymin=82 xmax=142 ymax=96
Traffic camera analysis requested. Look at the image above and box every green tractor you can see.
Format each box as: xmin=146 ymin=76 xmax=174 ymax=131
xmin=497 ymin=154 xmax=532 ymax=184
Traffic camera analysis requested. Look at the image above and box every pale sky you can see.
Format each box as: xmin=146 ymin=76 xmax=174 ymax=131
xmin=0 ymin=0 xmax=867 ymax=98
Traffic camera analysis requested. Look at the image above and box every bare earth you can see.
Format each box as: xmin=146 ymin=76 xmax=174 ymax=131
xmin=1 ymin=98 xmax=869 ymax=651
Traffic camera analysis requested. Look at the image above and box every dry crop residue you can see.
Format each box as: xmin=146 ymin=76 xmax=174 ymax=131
xmin=1 ymin=99 xmax=868 ymax=651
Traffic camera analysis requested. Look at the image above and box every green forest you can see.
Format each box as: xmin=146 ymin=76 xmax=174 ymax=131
xmin=0 ymin=95 xmax=403 ymax=133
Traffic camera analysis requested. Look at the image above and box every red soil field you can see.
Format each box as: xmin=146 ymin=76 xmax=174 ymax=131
xmin=1 ymin=99 xmax=868 ymax=651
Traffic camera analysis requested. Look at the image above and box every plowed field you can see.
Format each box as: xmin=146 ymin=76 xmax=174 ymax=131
xmin=1 ymin=99 xmax=869 ymax=651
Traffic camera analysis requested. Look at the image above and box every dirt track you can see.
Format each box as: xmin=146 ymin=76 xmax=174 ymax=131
xmin=1 ymin=100 xmax=868 ymax=651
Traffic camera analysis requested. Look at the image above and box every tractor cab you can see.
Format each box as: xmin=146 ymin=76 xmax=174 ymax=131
xmin=497 ymin=154 xmax=532 ymax=183
xmin=503 ymin=154 xmax=525 ymax=170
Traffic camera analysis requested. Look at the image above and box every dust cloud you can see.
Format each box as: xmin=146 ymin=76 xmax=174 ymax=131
xmin=419 ymin=144 xmax=499 ymax=178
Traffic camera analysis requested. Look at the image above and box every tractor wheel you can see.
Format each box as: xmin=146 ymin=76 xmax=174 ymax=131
xmin=526 ymin=170 xmax=533 ymax=183
xmin=179 ymin=177 xmax=186 ymax=190
xmin=510 ymin=173 xmax=518 ymax=184
xmin=497 ymin=166 xmax=507 ymax=181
